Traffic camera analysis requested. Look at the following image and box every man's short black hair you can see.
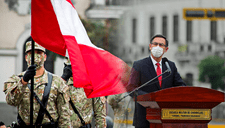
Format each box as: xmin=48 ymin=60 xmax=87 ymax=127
xmin=150 ymin=34 xmax=168 ymax=47
xmin=0 ymin=121 xmax=5 ymax=126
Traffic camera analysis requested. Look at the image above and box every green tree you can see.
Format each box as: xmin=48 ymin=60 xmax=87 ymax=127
xmin=81 ymin=18 xmax=120 ymax=56
xmin=198 ymin=56 xmax=225 ymax=90
xmin=81 ymin=18 xmax=107 ymax=49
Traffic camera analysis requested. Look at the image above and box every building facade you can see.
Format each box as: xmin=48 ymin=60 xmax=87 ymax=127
xmin=116 ymin=0 xmax=225 ymax=123
xmin=117 ymin=0 xmax=225 ymax=87
xmin=88 ymin=0 xmax=225 ymax=126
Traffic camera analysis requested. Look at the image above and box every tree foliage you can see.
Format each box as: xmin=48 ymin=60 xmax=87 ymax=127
xmin=81 ymin=18 xmax=120 ymax=56
xmin=198 ymin=56 xmax=225 ymax=90
xmin=81 ymin=18 xmax=106 ymax=49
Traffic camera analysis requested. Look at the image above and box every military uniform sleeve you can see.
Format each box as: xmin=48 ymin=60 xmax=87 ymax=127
xmin=56 ymin=78 xmax=72 ymax=128
xmin=93 ymin=97 xmax=107 ymax=128
xmin=107 ymin=94 xmax=124 ymax=115
xmin=4 ymin=74 xmax=27 ymax=106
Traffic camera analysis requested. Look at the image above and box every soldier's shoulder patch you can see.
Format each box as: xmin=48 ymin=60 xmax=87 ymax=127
xmin=5 ymin=74 xmax=21 ymax=83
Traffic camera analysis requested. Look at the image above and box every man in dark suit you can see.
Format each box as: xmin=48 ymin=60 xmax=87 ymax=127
xmin=129 ymin=34 xmax=186 ymax=128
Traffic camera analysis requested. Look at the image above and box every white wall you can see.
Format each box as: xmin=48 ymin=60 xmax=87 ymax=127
xmin=0 ymin=55 xmax=16 ymax=102
xmin=17 ymin=0 xmax=30 ymax=15
xmin=0 ymin=0 xmax=30 ymax=49
xmin=121 ymin=0 xmax=225 ymax=83
xmin=94 ymin=0 xmax=105 ymax=5
xmin=74 ymin=0 xmax=91 ymax=19
xmin=54 ymin=57 xmax=65 ymax=77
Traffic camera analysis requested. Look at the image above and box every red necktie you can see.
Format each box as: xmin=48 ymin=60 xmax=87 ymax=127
xmin=156 ymin=63 xmax=162 ymax=87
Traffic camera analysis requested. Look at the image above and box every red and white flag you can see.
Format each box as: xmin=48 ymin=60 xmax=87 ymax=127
xmin=31 ymin=0 xmax=131 ymax=98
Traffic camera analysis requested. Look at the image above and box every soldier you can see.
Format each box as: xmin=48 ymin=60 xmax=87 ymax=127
xmin=107 ymin=93 xmax=135 ymax=128
xmin=3 ymin=41 xmax=71 ymax=128
xmin=61 ymin=57 xmax=107 ymax=128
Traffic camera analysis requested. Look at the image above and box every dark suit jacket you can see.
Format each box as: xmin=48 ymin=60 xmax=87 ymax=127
xmin=128 ymin=56 xmax=186 ymax=127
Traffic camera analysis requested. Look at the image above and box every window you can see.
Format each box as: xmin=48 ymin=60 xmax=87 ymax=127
xmin=106 ymin=0 xmax=110 ymax=5
xmin=112 ymin=0 xmax=119 ymax=5
xmin=122 ymin=48 xmax=126 ymax=54
xmin=132 ymin=18 xmax=137 ymax=43
xmin=200 ymin=45 xmax=204 ymax=52
xmin=185 ymin=73 xmax=193 ymax=86
xmin=141 ymin=46 xmax=145 ymax=54
xmin=150 ymin=16 xmax=155 ymax=39
xmin=208 ymin=45 xmax=212 ymax=52
xmin=129 ymin=48 xmax=132 ymax=53
xmin=162 ymin=16 xmax=167 ymax=37
xmin=173 ymin=15 xmax=179 ymax=42
xmin=106 ymin=0 xmax=120 ymax=5
xmin=211 ymin=21 xmax=217 ymax=42
xmin=186 ymin=20 xmax=192 ymax=42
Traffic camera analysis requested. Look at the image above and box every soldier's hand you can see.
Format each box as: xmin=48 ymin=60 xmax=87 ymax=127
xmin=61 ymin=63 xmax=72 ymax=81
xmin=23 ymin=65 xmax=36 ymax=82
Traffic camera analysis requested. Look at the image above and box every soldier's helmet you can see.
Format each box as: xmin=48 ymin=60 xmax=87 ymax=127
xmin=25 ymin=41 xmax=46 ymax=53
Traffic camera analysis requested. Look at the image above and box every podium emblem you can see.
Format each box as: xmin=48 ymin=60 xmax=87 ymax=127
xmin=162 ymin=109 xmax=211 ymax=120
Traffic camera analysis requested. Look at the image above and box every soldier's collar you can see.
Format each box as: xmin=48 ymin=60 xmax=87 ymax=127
xmin=33 ymin=70 xmax=48 ymax=87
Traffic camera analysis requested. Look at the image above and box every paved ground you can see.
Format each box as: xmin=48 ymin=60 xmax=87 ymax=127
xmin=0 ymin=103 xmax=17 ymax=126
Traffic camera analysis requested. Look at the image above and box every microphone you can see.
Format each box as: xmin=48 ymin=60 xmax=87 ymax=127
xmin=163 ymin=57 xmax=171 ymax=73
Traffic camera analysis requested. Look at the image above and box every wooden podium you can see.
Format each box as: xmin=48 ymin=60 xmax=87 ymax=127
xmin=137 ymin=86 xmax=225 ymax=128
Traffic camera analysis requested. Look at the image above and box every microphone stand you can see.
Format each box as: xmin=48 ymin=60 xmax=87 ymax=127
xmin=117 ymin=69 xmax=170 ymax=103
xmin=117 ymin=68 xmax=170 ymax=127
xmin=115 ymin=66 xmax=170 ymax=127
xmin=115 ymin=69 xmax=169 ymax=127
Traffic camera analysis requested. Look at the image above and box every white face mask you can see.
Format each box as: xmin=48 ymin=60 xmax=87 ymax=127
xmin=151 ymin=46 xmax=163 ymax=58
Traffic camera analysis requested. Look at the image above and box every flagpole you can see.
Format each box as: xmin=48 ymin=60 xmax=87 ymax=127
xmin=30 ymin=38 xmax=35 ymax=126
xmin=30 ymin=0 xmax=34 ymax=126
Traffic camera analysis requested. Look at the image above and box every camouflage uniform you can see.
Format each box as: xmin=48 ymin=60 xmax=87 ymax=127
xmin=3 ymin=70 xmax=71 ymax=127
xmin=67 ymin=78 xmax=107 ymax=128
xmin=3 ymin=41 xmax=71 ymax=127
xmin=107 ymin=93 xmax=135 ymax=128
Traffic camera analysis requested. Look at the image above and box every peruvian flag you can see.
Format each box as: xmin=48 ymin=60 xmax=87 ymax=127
xmin=31 ymin=0 xmax=131 ymax=98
